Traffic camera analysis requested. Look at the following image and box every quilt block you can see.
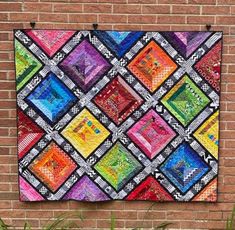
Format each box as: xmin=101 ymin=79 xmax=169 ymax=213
xmin=15 ymin=30 xmax=222 ymax=202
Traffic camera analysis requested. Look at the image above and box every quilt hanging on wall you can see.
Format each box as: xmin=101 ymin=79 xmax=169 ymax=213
xmin=15 ymin=29 xmax=222 ymax=202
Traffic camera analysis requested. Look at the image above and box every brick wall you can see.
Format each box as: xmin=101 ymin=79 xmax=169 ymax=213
xmin=0 ymin=0 xmax=235 ymax=229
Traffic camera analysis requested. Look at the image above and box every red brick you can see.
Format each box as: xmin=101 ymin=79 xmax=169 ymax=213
xmin=221 ymin=149 xmax=235 ymax=157
xmin=0 ymin=210 xmax=25 ymax=219
xmin=40 ymin=202 xmax=69 ymax=210
xmin=158 ymin=0 xmax=187 ymax=3
xmin=114 ymin=210 xmax=137 ymax=219
xmin=0 ymin=137 xmax=16 ymax=146
xmin=167 ymin=211 xmax=196 ymax=220
xmin=84 ymin=4 xmax=112 ymax=13
xmin=69 ymin=14 xmax=97 ymax=23
xmin=113 ymin=4 xmax=141 ymax=14
xmin=188 ymin=0 xmax=216 ymax=4
xmin=0 ymin=91 xmax=9 ymax=99
xmin=196 ymin=211 xmax=209 ymax=219
xmin=0 ymin=101 xmax=16 ymax=109
xmin=158 ymin=15 xmax=185 ymax=24
xmin=128 ymin=15 xmax=156 ymax=24
xmin=0 ymin=191 xmax=18 ymax=200
xmin=129 ymin=0 xmax=155 ymax=2
xmin=23 ymin=3 xmax=52 ymax=12
xmin=224 ymin=176 xmax=235 ymax=184
xmin=0 ymin=3 xmax=21 ymax=11
xmin=12 ymin=220 xmax=39 ymax=228
xmin=99 ymin=0 xmax=126 ymax=3
xmin=227 ymin=84 xmax=235 ymax=92
xmin=113 ymin=24 xmax=142 ymax=30
xmin=9 ymin=13 xmax=38 ymax=22
xmin=81 ymin=210 xmax=111 ymax=219
xmin=0 ymin=81 xmax=15 ymax=90
xmin=100 ymin=14 xmax=127 ymax=23
xmin=137 ymin=211 xmax=165 ymax=220
xmin=0 ymin=201 xmax=11 ymax=209
xmin=172 ymin=5 xmax=200 ymax=14
xmin=202 ymin=6 xmax=231 ymax=15
xmin=0 ymin=184 xmax=10 ymax=192
xmin=171 ymin=25 xmax=200 ymax=31
xmin=217 ymin=0 xmax=235 ymax=4
xmin=54 ymin=3 xmax=82 ymax=13
xmin=70 ymin=0 xmax=97 ymax=2
xmin=0 ymin=42 xmax=12 ymax=51
xmin=0 ymin=128 xmax=8 ymax=136
xmin=187 ymin=16 xmax=215 ymax=24
xmin=142 ymin=25 xmax=171 ymax=31
xmin=0 ymin=13 xmax=8 ymax=21
xmin=40 ymin=0 xmax=68 ymax=1
xmin=125 ymin=220 xmax=152 ymax=228
xmin=0 ymin=53 xmax=9 ymax=60
xmin=0 ymin=32 xmax=9 ymax=40
xmin=142 ymin=5 xmax=170 ymax=14
xmin=26 ymin=211 xmax=53 ymax=219
xmin=0 ymin=147 xmax=10 ymax=155
xmin=217 ymin=16 xmax=235 ymax=25
xmin=39 ymin=13 xmax=67 ymax=22
xmin=97 ymin=219 xmax=124 ymax=228
xmin=0 ymin=62 xmax=14 ymax=70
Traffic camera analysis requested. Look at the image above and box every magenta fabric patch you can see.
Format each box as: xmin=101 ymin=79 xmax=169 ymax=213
xmin=127 ymin=109 xmax=176 ymax=159
xmin=27 ymin=30 xmax=75 ymax=57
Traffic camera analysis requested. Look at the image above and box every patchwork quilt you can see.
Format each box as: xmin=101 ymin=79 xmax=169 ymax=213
xmin=15 ymin=30 xmax=222 ymax=202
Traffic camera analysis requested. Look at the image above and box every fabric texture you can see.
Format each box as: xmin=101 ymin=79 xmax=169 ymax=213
xmin=15 ymin=29 xmax=222 ymax=202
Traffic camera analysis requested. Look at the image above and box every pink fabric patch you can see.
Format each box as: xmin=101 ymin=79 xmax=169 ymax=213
xmin=27 ymin=30 xmax=75 ymax=57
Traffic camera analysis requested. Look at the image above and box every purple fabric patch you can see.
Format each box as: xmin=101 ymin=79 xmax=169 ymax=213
xmin=64 ymin=175 xmax=110 ymax=201
xmin=59 ymin=39 xmax=111 ymax=92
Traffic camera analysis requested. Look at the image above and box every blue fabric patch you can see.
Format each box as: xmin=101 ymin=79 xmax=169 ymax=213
xmin=26 ymin=73 xmax=77 ymax=124
xmin=94 ymin=31 xmax=144 ymax=58
xmin=160 ymin=142 xmax=210 ymax=193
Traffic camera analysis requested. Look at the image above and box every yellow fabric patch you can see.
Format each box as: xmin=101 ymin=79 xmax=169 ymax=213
xmin=194 ymin=110 xmax=219 ymax=159
xmin=62 ymin=109 xmax=110 ymax=158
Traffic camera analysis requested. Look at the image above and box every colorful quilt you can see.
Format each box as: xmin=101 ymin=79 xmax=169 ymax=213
xmin=15 ymin=30 xmax=222 ymax=202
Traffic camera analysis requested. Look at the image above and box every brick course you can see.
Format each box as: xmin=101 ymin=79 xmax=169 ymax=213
xmin=0 ymin=0 xmax=234 ymax=229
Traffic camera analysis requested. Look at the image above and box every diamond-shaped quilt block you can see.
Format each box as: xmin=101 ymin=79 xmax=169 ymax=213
xmin=127 ymin=109 xmax=176 ymax=159
xmin=95 ymin=142 xmax=142 ymax=191
xmin=94 ymin=76 xmax=143 ymax=125
xmin=29 ymin=142 xmax=77 ymax=192
xmin=27 ymin=30 xmax=75 ymax=57
xmin=160 ymin=143 xmax=210 ymax=193
xmin=25 ymin=73 xmax=77 ymax=125
xmin=62 ymin=109 xmax=110 ymax=158
xmin=59 ymin=39 xmax=111 ymax=92
xmin=161 ymin=75 xmax=210 ymax=126
xmin=194 ymin=111 xmax=219 ymax=159
xmin=15 ymin=40 xmax=42 ymax=91
xmin=64 ymin=175 xmax=109 ymax=201
xmin=128 ymin=40 xmax=177 ymax=92
xmin=94 ymin=31 xmax=144 ymax=58
xmin=126 ymin=176 xmax=173 ymax=201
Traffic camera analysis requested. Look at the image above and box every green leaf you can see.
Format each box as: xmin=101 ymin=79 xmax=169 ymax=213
xmin=110 ymin=212 xmax=115 ymax=230
xmin=154 ymin=222 xmax=172 ymax=230
xmin=23 ymin=222 xmax=31 ymax=230
xmin=0 ymin=218 xmax=11 ymax=230
xmin=226 ymin=205 xmax=235 ymax=230
xmin=42 ymin=212 xmax=83 ymax=230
